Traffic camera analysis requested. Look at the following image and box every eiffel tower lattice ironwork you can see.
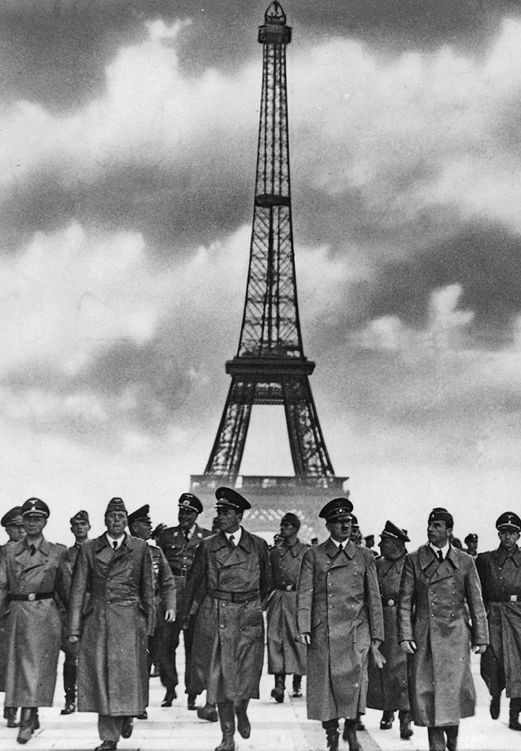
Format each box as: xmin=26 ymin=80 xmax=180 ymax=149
xmin=192 ymin=1 xmax=346 ymax=504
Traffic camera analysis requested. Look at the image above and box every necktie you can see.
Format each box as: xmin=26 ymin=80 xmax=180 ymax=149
xmin=437 ymin=550 xmax=443 ymax=562
xmin=113 ymin=540 xmax=118 ymax=551
xmin=338 ymin=543 xmax=343 ymax=553
xmin=29 ymin=544 xmax=36 ymax=556
xmin=229 ymin=534 xmax=235 ymax=549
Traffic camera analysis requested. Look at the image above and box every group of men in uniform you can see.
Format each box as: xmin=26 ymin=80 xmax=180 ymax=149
xmin=1 ymin=491 xmax=521 ymax=751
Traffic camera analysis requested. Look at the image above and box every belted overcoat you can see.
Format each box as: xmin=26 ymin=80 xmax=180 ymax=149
xmin=296 ymin=539 xmax=384 ymax=722
xmin=67 ymin=533 xmax=155 ymax=716
xmin=266 ymin=540 xmax=308 ymax=675
xmin=367 ymin=554 xmax=410 ymax=712
xmin=0 ymin=537 xmax=69 ymax=706
xmin=397 ymin=544 xmax=489 ymax=727
xmin=183 ymin=528 xmax=272 ymax=703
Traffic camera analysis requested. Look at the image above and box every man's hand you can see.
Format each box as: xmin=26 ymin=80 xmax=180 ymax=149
xmin=400 ymin=640 xmax=417 ymax=654
xmin=164 ymin=609 xmax=176 ymax=623
xmin=67 ymin=635 xmax=79 ymax=643
xmin=297 ymin=632 xmax=311 ymax=645
xmin=180 ymin=616 xmax=190 ymax=630
xmin=473 ymin=644 xmax=487 ymax=654
xmin=370 ymin=640 xmax=386 ymax=668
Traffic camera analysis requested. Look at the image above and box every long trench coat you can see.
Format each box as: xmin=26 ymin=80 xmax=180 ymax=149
xmin=296 ymin=539 xmax=384 ymax=722
xmin=68 ymin=533 xmax=155 ymax=716
xmin=183 ymin=528 xmax=272 ymax=704
xmin=476 ymin=545 xmax=521 ymax=698
xmin=397 ymin=544 xmax=489 ymax=727
xmin=367 ymin=554 xmax=409 ymax=712
xmin=0 ymin=537 xmax=69 ymax=706
xmin=267 ymin=540 xmax=308 ymax=675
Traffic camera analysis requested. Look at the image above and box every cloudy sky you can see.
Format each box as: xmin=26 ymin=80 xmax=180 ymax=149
xmin=2 ymin=0 xmax=521 ymax=546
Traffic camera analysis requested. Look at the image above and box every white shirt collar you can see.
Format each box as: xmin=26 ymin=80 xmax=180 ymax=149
xmin=106 ymin=532 xmax=125 ymax=549
xmin=329 ymin=537 xmax=347 ymax=549
xmin=225 ymin=527 xmax=242 ymax=545
xmin=430 ymin=541 xmax=450 ymax=559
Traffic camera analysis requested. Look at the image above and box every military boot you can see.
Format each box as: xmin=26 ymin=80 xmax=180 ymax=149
xmin=323 ymin=719 xmax=339 ymax=751
xmin=16 ymin=708 xmax=34 ymax=745
xmin=197 ymin=702 xmax=218 ymax=722
xmin=5 ymin=707 xmax=19 ymax=728
xmin=342 ymin=719 xmax=362 ymax=751
xmin=398 ymin=709 xmax=414 ymax=739
xmin=271 ymin=673 xmax=285 ymax=703
xmin=509 ymin=698 xmax=521 ymax=730
xmin=235 ymin=699 xmax=251 ymax=738
xmin=292 ymin=674 xmax=302 ymax=697
xmin=380 ymin=710 xmax=394 ymax=729
xmin=215 ymin=702 xmax=235 ymax=751
xmin=445 ymin=724 xmax=459 ymax=751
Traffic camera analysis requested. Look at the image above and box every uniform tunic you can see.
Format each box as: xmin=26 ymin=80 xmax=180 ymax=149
xmin=296 ymin=539 xmax=384 ymax=722
xmin=366 ymin=555 xmax=409 ymax=712
xmin=398 ymin=545 xmax=489 ymax=727
xmin=184 ymin=528 xmax=272 ymax=703
xmin=476 ymin=546 xmax=521 ymax=698
xmin=267 ymin=540 xmax=308 ymax=675
xmin=68 ymin=533 xmax=155 ymax=716
xmin=0 ymin=537 xmax=69 ymax=706
xmin=147 ymin=541 xmax=176 ymax=667
xmin=157 ymin=523 xmax=211 ymax=692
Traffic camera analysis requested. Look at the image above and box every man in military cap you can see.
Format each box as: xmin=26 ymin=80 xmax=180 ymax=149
xmin=464 ymin=533 xmax=478 ymax=557
xmin=183 ymin=487 xmax=272 ymax=751
xmin=476 ymin=512 xmax=521 ymax=729
xmin=366 ymin=521 xmax=413 ymax=740
xmin=398 ymin=507 xmax=488 ymax=751
xmin=297 ymin=497 xmax=384 ymax=751
xmin=267 ymin=512 xmax=308 ymax=703
xmin=67 ymin=497 xmax=155 ymax=751
xmin=127 ymin=504 xmax=176 ymax=717
xmin=1 ymin=506 xmax=25 ymax=544
xmin=0 ymin=498 xmax=69 ymax=743
xmin=0 ymin=506 xmax=26 ymax=728
xmin=60 ymin=510 xmax=91 ymax=716
xmin=157 ymin=492 xmax=211 ymax=709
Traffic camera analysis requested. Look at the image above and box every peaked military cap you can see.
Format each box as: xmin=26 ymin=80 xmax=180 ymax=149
xmin=178 ymin=492 xmax=203 ymax=514
xmin=319 ymin=497 xmax=353 ymax=521
xmin=70 ymin=509 xmax=90 ymax=525
xmin=105 ymin=497 xmax=127 ymax=515
xmin=428 ymin=507 xmax=454 ymax=527
xmin=21 ymin=497 xmax=50 ymax=518
xmin=1 ymin=506 xmax=23 ymax=527
xmin=380 ymin=520 xmax=410 ymax=542
xmin=464 ymin=532 xmax=478 ymax=544
xmin=127 ymin=504 xmax=151 ymax=527
xmin=215 ymin=487 xmax=251 ymax=512
xmin=496 ymin=512 xmax=521 ymax=532
xmin=350 ymin=513 xmax=359 ymax=526
xmin=151 ymin=522 xmax=167 ymax=538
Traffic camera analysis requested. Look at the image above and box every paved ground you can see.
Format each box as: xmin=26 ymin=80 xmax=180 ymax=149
xmin=0 ymin=653 xmax=516 ymax=750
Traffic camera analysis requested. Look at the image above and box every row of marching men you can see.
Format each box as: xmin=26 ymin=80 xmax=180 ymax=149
xmin=1 ymin=493 xmax=521 ymax=751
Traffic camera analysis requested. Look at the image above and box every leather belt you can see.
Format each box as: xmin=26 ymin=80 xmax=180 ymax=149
xmin=277 ymin=584 xmax=296 ymax=591
xmin=381 ymin=597 xmax=396 ymax=607
xmin=210 ymin=589 xmax=259 ymax=603
xmin=171 ymin=567 xmax=189 ymax=577
xmin=9 ymin=592 xmax=53 ymax=602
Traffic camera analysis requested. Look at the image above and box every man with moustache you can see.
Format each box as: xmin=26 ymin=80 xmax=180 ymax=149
xmin=366 ymin=521 xmax=413 ymax=740
xmin=183 ymin=487 xmax=272 ymax=751
xmin=267 ymin=512 xmax=308 ymax=703
xmin=297 ymin=497 xmax=384 ymax=751
xmin=398 ymin=507 xmax=488 ymax=751
xmin=0 ymin=498 xmax=69 ymax=743
xmin=67 ymin=497 xmax=155 ymax=751
xmin=60 ymin=510 xmax=91 ymax=716
xmin=157 ymin=493 xmax=211 ymax=709
xmin=476 ymin=512 xmax=521 ymax=729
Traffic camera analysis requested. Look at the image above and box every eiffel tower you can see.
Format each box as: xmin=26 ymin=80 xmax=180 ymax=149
xmin=191 ymin=1 xmax=347 ymax=537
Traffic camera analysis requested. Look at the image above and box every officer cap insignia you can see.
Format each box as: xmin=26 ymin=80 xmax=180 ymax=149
xmin=178 ymin=493 xmax=203 ymax=514
xmin=20 ymin=498 xmax=50 ymax=518
xmin=215 ymin=487 xmax=251 ymax=512
xmin=319 ymin=497 xmax=354 ymax=522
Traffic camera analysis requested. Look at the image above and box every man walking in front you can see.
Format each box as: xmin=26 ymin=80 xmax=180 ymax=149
xmin=267 ymin=512 xmax=308 ymax=703
xmin=67 ymin=497 xmax=155 ymax=751
xmin=476 ymin=512 xmax=521 ymax=729
xmin=297 ymin=497 xmax=384 ymax=751
xmin=398 ymin=507 xmax=488 ymax=751
xmin=183 ymin=487 xmax=272 ymax=751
